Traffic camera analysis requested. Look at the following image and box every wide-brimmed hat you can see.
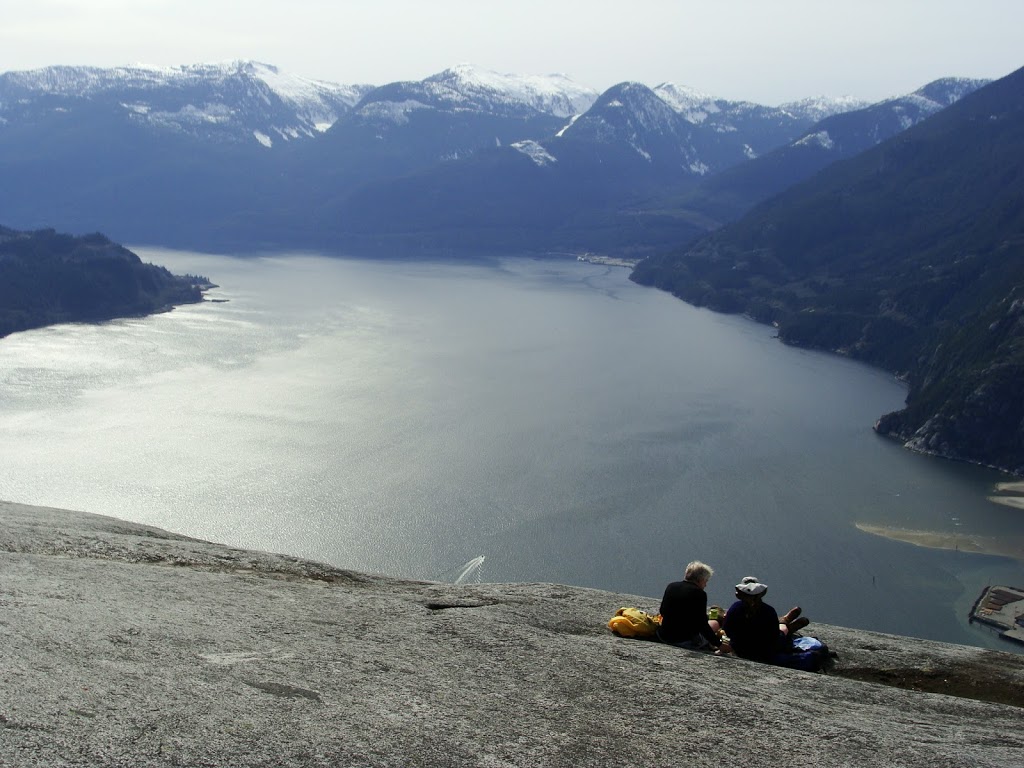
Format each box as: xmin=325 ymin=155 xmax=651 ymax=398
xmin=735 ymin=576 xmax=767 ymax=596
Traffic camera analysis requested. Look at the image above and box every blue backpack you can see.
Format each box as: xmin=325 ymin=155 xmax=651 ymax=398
xmin=771 ymin=636 xmax=832 ymax=672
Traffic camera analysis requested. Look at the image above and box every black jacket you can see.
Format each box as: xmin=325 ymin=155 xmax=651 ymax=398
xmin=658 ymin=579 xmax=720 ymax=647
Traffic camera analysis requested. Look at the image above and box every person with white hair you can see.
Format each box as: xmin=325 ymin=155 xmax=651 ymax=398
xmin=722 ymin=577 xmax=809 ymax=662
xmin=657 ymin=560 xmax=731 ymax=653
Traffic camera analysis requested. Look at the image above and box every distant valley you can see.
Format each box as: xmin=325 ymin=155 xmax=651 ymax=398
xmin=0 ymin=59 xmax=1021 ymax=476
xmin=0 ymin=61 xmax=976 ymax=256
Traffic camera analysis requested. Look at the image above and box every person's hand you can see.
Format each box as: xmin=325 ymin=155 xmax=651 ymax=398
xmin=716 ymin=641 xmax=733 ymax=655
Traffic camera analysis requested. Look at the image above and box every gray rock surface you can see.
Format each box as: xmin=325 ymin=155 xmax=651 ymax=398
xmin=2 ymin=500 xmax=1023 ymax=767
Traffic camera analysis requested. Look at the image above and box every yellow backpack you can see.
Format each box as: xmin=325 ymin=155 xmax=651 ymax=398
xmin=607 ymin=607 xmax=662 ymax=639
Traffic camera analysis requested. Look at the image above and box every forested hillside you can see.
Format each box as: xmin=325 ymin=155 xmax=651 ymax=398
xmin=632 ymin=66 xmax=1024 ymax=474
xmin=0 ymin=227 xmax=206 ymax=338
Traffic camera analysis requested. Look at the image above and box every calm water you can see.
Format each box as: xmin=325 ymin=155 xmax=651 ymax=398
xmin=2 ymin=249 xmax=1022 ymax=651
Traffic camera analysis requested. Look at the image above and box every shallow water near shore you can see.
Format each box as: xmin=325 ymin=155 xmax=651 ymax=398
xmin=1 ymin=250 xmax=1022 ymax=652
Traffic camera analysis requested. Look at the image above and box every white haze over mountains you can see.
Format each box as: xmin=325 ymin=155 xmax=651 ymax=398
xmin=5 ymin=0 xmax=1023 ymax=106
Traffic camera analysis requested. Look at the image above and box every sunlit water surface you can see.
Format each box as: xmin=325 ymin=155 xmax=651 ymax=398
xmin=2 ymin=249 xmax=1022 ymax=651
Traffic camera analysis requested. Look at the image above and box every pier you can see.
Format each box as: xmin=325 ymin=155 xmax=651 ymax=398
xmin=969 ymin=585 xmax=1024 ymax=646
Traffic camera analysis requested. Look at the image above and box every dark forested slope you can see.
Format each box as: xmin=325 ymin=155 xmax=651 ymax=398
xmin=0 ymin=227 xmax=207 ymax=338
xmin=631 ymin=66 xmax=1024 ymax=474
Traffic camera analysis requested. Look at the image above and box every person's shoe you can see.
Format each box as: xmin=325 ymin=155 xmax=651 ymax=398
xmin=780 ymin=606 xmax=802 ymax=624
xmin=788 ymin=617 xmax=810 ymax=633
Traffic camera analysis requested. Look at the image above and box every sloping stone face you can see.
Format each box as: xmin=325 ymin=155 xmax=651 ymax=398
xmin=1 ymin=500 xmax=1023 ymax=767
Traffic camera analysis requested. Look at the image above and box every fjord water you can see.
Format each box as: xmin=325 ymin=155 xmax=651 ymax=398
xmin=2 ymin=250 xmax=1022 ymax=650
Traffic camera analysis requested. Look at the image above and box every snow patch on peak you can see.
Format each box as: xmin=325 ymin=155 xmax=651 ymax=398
xmin=900 ymin=93 xmax=943 ymax=113
xmin=631 ymin=143 xmax=652 ymax=162
xmin=564 ymin=82 xmax=691 ymax=153
xmin=245 ymin=62 xmax=367 ymax=109
xmin=872 ymin=77 xmax=988 ymax=121
xmin=149 ymin=103 xmax=232 ymax=127
xmin=910 ymin=77 xmax=990 ymax=107
xmin=597 ymin=83 xmax=681 ymax=132
xmin=512 ymin=140 xmax=557 ymax=166
xmin=780 ymin=95 xmax=871 ymax=122
xmin=424 ymin=63 xmax=598 ymax=117
xmin=555 ymin=113 xmax=581 ymax=138
xmin=2 ymin=61 xmax=371 ymax=140
xmin=654 ymin=82 xmax=715 ymax=105
xmin=360 ymin=99 xmax=429 ymax=125
xmin=4 ymin=64 xmax=164 ymax=95
xmin=653 ymin=82 xmax=721 ymax=124
xmin=795 ymin=130 xmax=835 ymax=150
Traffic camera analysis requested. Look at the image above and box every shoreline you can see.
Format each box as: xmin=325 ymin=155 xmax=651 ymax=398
xmin=969 ymin=584 xmax=1024 ymax=646
xmin=991 ymin=481 xmax=1024 ymax=511
xmin=989 ymin=495 xmax=1024 ymax=511
xmin=574 ymin=253 xmax=641 ymax=268
xmin=855 ymin=522 xmax=1024 ymax=561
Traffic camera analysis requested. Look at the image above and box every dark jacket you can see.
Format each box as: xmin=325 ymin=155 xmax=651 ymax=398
xmin=658 ymin=579 xmax=720 ymax=647
xmin=723 ymin=599 xmax=784 ymax=661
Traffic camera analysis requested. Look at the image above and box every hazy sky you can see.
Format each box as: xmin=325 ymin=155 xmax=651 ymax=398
xmin=3 ymin=0 xmax=1022 ymax=105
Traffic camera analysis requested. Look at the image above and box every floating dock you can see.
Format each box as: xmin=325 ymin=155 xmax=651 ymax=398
xmin=969 ymin=585 xmax=1024 ymax=646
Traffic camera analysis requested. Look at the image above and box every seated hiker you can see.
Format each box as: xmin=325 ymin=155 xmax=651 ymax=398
xmin=722 ymin=576 xmax=809 ymax=662
xmin=658 ymin=561 xmax=731 ymax=654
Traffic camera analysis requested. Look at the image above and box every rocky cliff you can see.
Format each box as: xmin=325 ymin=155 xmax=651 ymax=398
xmin=1 ymin=500 xmax=1022 ymax=767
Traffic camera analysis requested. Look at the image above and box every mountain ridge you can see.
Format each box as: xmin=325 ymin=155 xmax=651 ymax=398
xmin=316 ymin=74 xmax=979 ymax=260
xmin=0 ymin=61 xmax=372 ymax=146
xmin=631 ymin=65 xmax=1024 ymax=475
xmin=673 ymin=75 xmax=990 ymax=223
xmin=0 ymin=59 xmax=972 ymax=253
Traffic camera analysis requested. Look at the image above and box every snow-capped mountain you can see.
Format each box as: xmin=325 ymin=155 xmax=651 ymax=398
xmin=787 ymin=77 xmax=989 ymax=156
xmin=777 ymin=95 xmax=873 ymax=123
xmin=299 ymin=65 xmax=596 ymax=195
xmin=652 ymin=84 xmax=868 ymax=161
xmin=352 ymin=64 xmax=598 ymax=123
xmin=649 ymin=83 xmax=721 ymax=123
xmin=525 ymin=79 xmax=846 ymax=181
xmin=567 ymin=83 xmax=688 ymax=144
xmin=691 ymin=76 xmax=991 ymax=221
xmin=0 ymin=61 xmax=372 ymax=147
xmin=331 ymin=81 xmax=838 ymax=255
xmin=553 ymin=82 xmax=702 ymax=173
xmin=652 ymin=81 xmax=859 ymax=130
xmin=0 ymin=60 xmax=993 ymax=258
xmin=332 ymin=73 xmax=996 ymax=261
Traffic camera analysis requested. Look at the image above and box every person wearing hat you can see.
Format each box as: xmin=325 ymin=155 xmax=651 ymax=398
xmin=722 ymin=577 xmax=809 ymax=662
xmin=657 ymin=561 xmax=732 ymax=654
